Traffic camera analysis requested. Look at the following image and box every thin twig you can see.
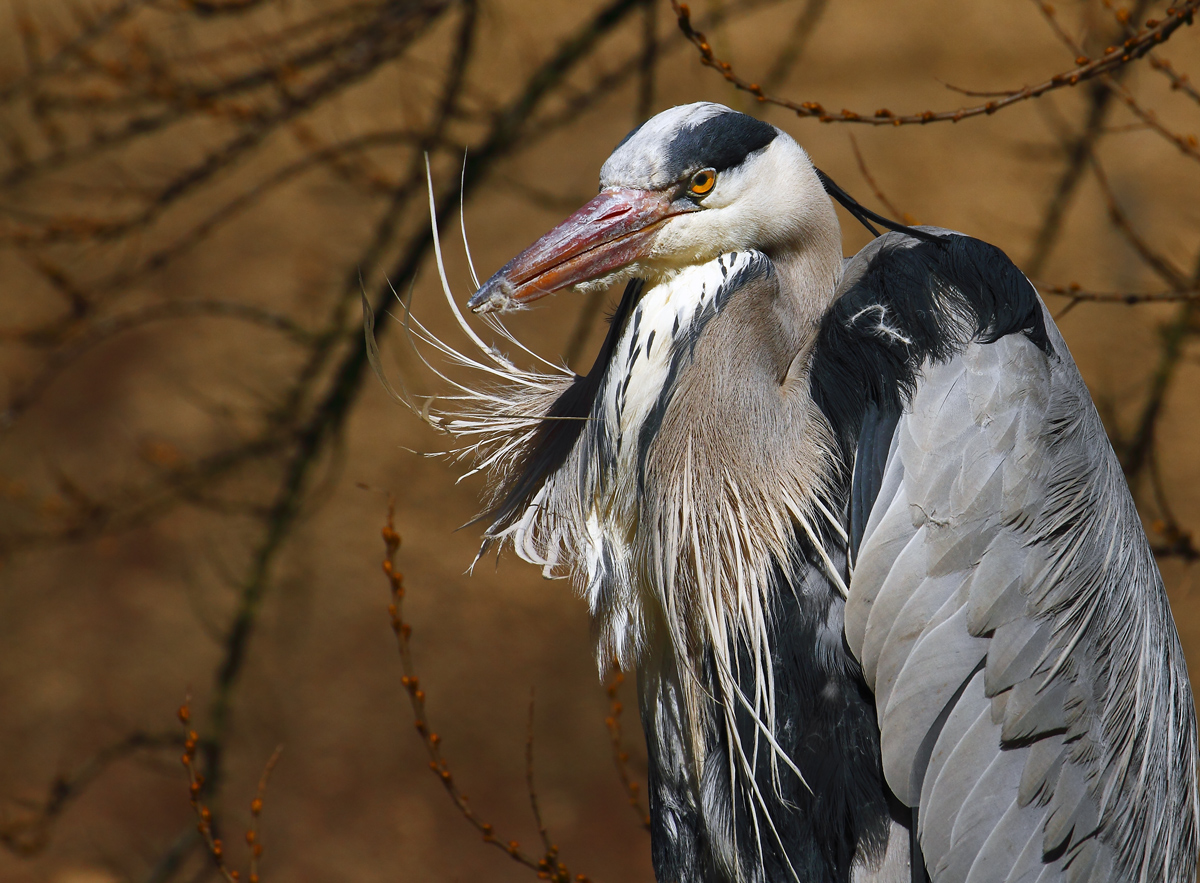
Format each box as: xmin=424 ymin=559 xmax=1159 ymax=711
xmin=1148 ymin=445 xmax=1200 ymax=561
xmin=180 ymin=699 xmax=282 ymax=883
xmin=380 ymin=501 xmax=588 ymax=883
xmin=1105 ymin=77 xmax=1200 ymax=163
xmin=1119 ymin=295 xmax=1200 ymax=479
xmin=1100 ymin=0 xmax=1200 ymax=108
xmin=847 ymin=134 xmax=908 ymax=223
xmin=604 ymin=669 xmax=651 ymax=832
xmin=1148 ymin=55 xmax=1200 ymax=106
xmin=1023 ymin=0 xmax=1154 ymax=275
xmin=1089 ymin=156 xmax=1189 ymax=289
xmin=525 ymin=693 xmax=555 ymax=857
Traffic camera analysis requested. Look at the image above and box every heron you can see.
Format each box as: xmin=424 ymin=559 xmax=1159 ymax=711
xmin=385 ymin=102 xmax=1200 ymax=883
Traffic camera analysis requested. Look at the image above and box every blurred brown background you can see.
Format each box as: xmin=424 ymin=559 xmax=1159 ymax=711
xmin=0 ymin=1 xmax=1198 ymax=881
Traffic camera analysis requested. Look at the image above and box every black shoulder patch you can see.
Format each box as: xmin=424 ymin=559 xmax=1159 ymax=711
xmin=478 ymin=278 xmax=643 ymax=538
xmin=812 ymin=232 xmax=1051 ymax=455
xmin=810 ymin=232 xmax=1052 ymax=555
xmin=665 ymin=111 xmax=777 ymax=177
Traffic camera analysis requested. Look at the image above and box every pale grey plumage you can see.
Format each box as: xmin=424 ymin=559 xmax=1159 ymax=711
xmin=846 ymin=262 xmax=1199 ymax=882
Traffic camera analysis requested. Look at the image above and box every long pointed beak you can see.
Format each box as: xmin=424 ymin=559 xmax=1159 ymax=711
xmin=468 ymin=188 xmax=677 ymax=313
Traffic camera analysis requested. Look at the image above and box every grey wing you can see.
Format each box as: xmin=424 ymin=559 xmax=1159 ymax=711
xmin=845 ymin=309 xmax=1200 ymax=883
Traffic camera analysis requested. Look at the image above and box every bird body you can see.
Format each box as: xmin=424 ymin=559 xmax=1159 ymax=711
xmin=519 ymin=252 xmax=891 ymax=881
xmin=394 ymin=102 xmax=1199 ymax=883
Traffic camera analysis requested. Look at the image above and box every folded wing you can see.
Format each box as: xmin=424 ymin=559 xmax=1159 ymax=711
xmin=813 ymin=231 xmax=1199 ymax=883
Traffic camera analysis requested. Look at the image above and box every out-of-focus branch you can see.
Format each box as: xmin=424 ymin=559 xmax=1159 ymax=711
xmin=188 ymin=0 xmax=274 ymax=14
xmin=1023 ymin=0 xmax=1153 ymax=275
xmin=0 ymin=2 xmax=425 ymax=188
xmin=847 ymin=133 xmax=909 ymax=224
xmin=1038 ymin=282 xmax=1200 ymax=304
xmin=1089 ymin=156 xmax=1189 ymax=289
xmin=1119 ymin=294 xmax=1199 ymax=481
xmin=5 ymin=3 xmax=451 ymax=243
xmin=1148 ymin=446 xmax=1200 ymax=561
xmin=636 ymin=0 xmax=657 ymax=121
xmin=6 ymin=127 xmax=432 ymax=300
xmin=761 ymin=0 xmax=828 ymax=91
xmin=1105 ymin=77 xmax=1200 ymax=163
xmin=0 ymin=730 xmax=181 ymax=856
xmin=0 ymin=0 xmax=146 ymax=104
xmin=0 ymin=299 xmax=314 ymax=430
xmin=1148 ymin=55 xmax=1200 ymax=106
xmin=0 ymin=431 xmax=292 ymax=556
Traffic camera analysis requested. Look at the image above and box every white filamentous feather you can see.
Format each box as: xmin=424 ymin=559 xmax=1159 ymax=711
xmin=380 ymin=180 xmax=847 ymax=882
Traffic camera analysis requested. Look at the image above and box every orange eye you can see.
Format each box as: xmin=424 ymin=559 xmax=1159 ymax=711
xmin=689 ymin=168 xmax=716 ymax=196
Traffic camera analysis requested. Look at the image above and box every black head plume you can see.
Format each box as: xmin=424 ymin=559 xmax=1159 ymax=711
xmin=815 ymin=169 xmax=941 ymax=244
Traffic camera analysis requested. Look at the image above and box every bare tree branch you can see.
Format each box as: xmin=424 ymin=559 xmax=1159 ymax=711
xmin=670 ymin=0 xmax=1199 ymax=127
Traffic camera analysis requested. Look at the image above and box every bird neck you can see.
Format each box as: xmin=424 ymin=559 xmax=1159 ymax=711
xmin=765 ymin=227 xmax=845 ymax=338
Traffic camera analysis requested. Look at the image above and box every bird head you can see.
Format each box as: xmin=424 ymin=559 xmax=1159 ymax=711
xmin=468 ymin=102 xmax=842 ymax=313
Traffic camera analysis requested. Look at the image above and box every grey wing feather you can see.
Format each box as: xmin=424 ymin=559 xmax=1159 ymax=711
xmin=921 ymin=700 xmax=996 ymax=867
xmin=847 ymin=308 xmax=1199 ymax=883
xmin=881 ymin=604 xmax=989 ymax=800
xmin=922 ymin=669 xmax=989 ymax=812
xmin=1003 ymin=823 xmax=1052 ymax=883
xmin=965 ymin=797 xmax=1037 ymax=883
xmin=845 ymin=462 xmax=911 ymax=654
xmin=942 ymin=747 xmax=1026 ymax=880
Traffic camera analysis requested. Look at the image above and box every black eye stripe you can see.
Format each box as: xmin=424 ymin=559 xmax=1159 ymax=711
xmin=599 ymin=106 xmax=777 ymax=191
xmin=664 ymin=111 xmax=777 ymax=178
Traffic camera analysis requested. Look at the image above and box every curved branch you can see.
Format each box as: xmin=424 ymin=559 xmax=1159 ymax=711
xmin=670 ymin=0 xmax=1199 ymax=125
xmin=0 ymin=730 xmax=181 ymax=856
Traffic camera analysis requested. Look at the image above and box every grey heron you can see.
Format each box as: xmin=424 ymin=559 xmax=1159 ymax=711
xmin=391 ymin=102 xmax=1200 ymax=883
